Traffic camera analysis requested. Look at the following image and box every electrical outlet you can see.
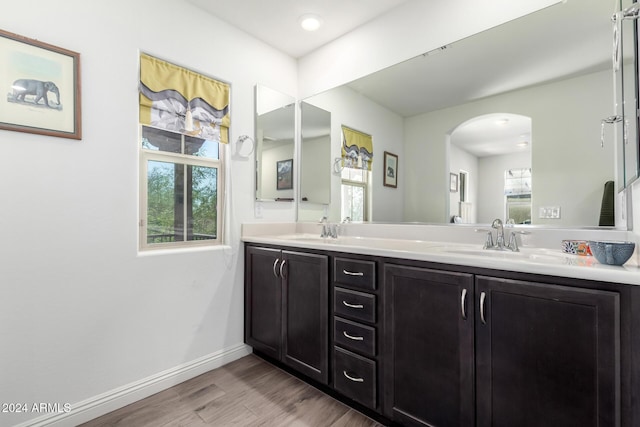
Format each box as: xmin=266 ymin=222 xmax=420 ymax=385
xmin=538 ymin=206 xmax=561 ymax=219
xmin=255 ymin=202 xmax=263 ymax=218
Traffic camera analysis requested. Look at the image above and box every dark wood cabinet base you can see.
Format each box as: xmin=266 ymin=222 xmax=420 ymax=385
xmin=245 ymin=243 xmax=637 ymax=427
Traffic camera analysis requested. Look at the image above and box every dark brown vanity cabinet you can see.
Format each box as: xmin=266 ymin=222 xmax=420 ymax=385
xmin=383 ymin=264 xmax=621 ymax=427
xmin=475 ymin=276 xmax=619 ymax=427
xmin=383 ymin=264 xmax=475 ymax=427
xmin=245 ymin=245 xmax=329 ymax=384
xmin=245 ymin=243 xmax=633 ymax=426
xmin=332 ymin=256 xmax=380 ymax=410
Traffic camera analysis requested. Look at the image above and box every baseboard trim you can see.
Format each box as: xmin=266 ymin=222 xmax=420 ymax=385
xmin=16 ymin=343 xmax=252 ymax=427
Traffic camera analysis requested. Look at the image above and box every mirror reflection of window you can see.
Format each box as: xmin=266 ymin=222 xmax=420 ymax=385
xmin=341 ymin=167 xmax=369 ymax=222
xmin=504 ymin=168 xmax=532 ymax=224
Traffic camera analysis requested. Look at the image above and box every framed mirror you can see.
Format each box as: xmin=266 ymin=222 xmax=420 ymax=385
xmin=255 ymin=85 xmax=295 ymax=201
xmin=620 ymin=0 xmax=640 ymax=189
xmin=300 ymin=0 xmax=628 ymax=228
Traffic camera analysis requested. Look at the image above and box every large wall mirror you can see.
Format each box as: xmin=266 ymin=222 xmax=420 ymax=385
xmin=620 ymin=0 xmax=640 ymax=188
xmin=255 ymin=85 xmax=295 ymax=201
xmin=300 ymin=0 xmax=637 ymax=228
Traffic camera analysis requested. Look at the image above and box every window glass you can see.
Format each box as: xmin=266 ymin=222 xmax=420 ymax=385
xmin=189 ymin=165 xmax=218 ymax=240
xmin=141 ymin=126 xmax=181 ymax=153
xmin=342 ymin=183 xmax=365 ymax=222
xmin=185 ymin=136 xmax=219 ymax=159
xmin=342 ymin=167 xmax=365 ymax=182
xmin=140 ymin=125 xmax=223 ymax=249
xmin=145 ymin=160 xmax=219 ymax=244
xmin=147 ymin=160 xmax=179 ymax=243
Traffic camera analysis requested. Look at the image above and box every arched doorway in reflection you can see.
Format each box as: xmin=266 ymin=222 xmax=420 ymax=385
xmin=448 ymin=113 xmax=532 ymax=224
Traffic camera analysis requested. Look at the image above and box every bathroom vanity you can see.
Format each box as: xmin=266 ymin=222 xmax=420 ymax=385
xmin=243 ymin=225 xmax=640 ymax=427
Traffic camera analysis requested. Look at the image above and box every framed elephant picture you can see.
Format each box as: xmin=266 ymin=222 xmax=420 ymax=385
xmin=0 ymin=29 xmax=81 ymax=139
xmin=384 ymin=151 xmax=398 ymax=188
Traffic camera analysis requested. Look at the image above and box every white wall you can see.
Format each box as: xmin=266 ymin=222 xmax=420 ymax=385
xmin=404 ymin=69 xmax=614 ymax=226
xmin=301 ymin=85 xmax=404 ymax=223
xmin=0 ymin=1 xmax=297 ymax=426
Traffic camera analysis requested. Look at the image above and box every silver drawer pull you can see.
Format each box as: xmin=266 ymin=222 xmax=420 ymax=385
xmin=279 ymin=259 xmax=286 ymax=278
xmin=461 ymin=288 xmax=467 ymax=320
xmin=342 ymin=301 xmax=364 ymax=309
xmin=343 ymin=331 xmax=364 ymax=341
xmin=343 ymin=371 xmax=364 ymax=383
xmin=343 ymin=269 xmax=364 ymax=276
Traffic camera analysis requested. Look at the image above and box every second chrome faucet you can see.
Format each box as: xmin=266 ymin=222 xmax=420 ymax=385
xmin=319 ymin=216 xmax=339 ymax=238
xmin=481 ymin=218 xmax=520 ymax=252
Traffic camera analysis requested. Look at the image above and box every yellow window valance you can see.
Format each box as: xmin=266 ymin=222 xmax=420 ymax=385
xmin=342 ymin=125 xmax=373 ymax=171
xmin=139 ymin=53 xmax=230 ymax=143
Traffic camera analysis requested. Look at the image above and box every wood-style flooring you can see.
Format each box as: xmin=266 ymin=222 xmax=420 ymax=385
xmin=80 ymin=354 xmax=383 ymax=427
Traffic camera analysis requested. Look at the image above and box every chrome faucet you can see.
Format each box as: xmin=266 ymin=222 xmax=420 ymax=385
xmin=319 ymin=216 xmax=329 ymax=238
xmin=481 ymin=218 xmax=520 ymax=252
xmin=319 ymin=216 xmax=338 ymax=238
xmin=492 ymin=218 xmax=505 ymax=249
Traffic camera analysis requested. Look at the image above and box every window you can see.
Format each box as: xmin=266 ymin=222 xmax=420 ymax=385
xmin=341 ymin=167 xmax=369 ymax=222
xmin=504 ymin=168 xmax=532 ymax=224
xmin=140 ymin=126 xmax=224 ymax=249
xmin=138 ymin=53 xmax=229 ymax=250
xmin=340 ymin=125 xmax=373 ymax=222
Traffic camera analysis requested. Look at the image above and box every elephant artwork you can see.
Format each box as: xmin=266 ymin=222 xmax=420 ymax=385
xmin=10 ymin=79 xmax=61 ymax=108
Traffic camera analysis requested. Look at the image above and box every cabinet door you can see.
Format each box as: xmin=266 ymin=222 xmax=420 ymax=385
xmin=475 ymin=276 xmax=620 ymax=427
xmin=383 ymin=264 xmax=475 ymax=427
xmin=282 ymin=250 xmax=329 ymax=384
xmin=245 ymin=246 xmax=282 ymax=360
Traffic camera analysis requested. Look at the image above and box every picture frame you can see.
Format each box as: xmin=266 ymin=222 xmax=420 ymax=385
xmin=383 ymin=151 xmax=398 ymax=188
xmin=276 ymin=158 xmax=293 ymax=190
xmin=450 ymin=172 xmax=459 ymax=192
xmin=0 ymin=29 xmax=82 ymax=140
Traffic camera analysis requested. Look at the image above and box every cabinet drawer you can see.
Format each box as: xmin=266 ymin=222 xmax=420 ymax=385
xmin=334 ymin=346 xmax=377 ymax=410
xmin=334 ymin=287 xmax=376 ymax=324
xmin=334 ymin=317 xmax=376 ymax=357
xmin=334 ymin=258 xmax=376 ymax=291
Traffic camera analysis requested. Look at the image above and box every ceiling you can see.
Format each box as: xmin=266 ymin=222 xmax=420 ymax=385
xmin=186 ymin=0 xmax=411 ymax=58
xmin=450 ymin=114 xmax=532 ymax=158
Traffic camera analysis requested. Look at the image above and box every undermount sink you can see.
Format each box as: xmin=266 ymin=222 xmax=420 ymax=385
xmin=270 ymin=234 xmax=443 ymax=251
xmin=271 ymin=233 xmax=326 ymax=242
xmin=438 ymin=246 xmax=597 ymax=266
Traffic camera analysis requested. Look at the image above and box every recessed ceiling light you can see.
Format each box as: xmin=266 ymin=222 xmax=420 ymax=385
xmin=299 ymin=14 xmax=323 ymax=31
xmin=517 ymin=141 xmax=529 ymax=147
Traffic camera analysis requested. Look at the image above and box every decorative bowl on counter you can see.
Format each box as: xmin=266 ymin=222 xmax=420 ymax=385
xmin=561 ymin=240 xmax=592 ymax=256
xmin=588 ymin=240 xmax=636 ymax=266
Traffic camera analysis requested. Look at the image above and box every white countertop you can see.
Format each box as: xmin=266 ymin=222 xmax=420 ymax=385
xmin=242 ymin=223 xmax=640 ymax=286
